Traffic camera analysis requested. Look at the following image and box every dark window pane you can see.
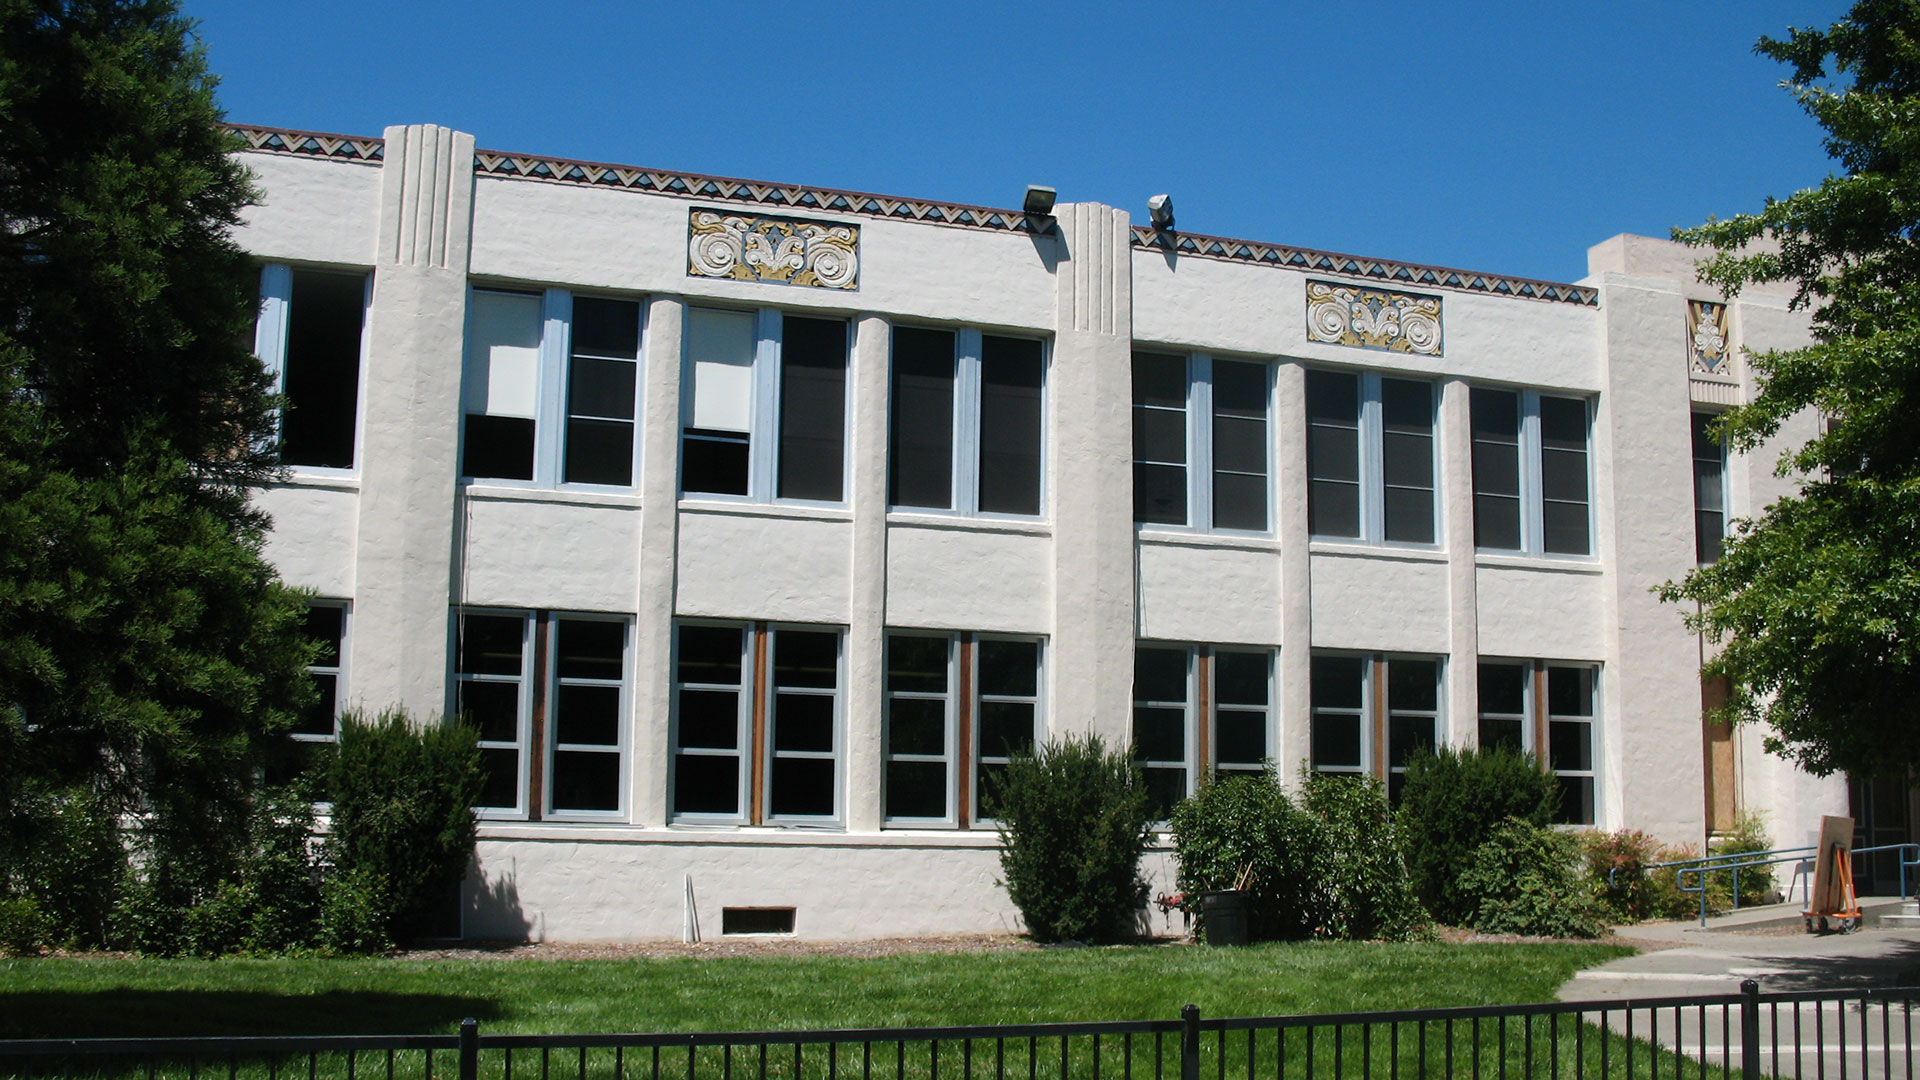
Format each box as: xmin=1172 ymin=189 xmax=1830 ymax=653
xmin=1133 ymin=706 xmax=1186 ymax=762
xmin=1312 ymin=713 xmax=1363 ymax=769
xmin=978 ymin=700 xmax=1035 ymax=757
xmin=978 ymin=639 xmax=1038 ymax=697
xmin=1213 ymin=360 xmax=1266 ymax=416
xmin=774 ymin=692 xmax=835 ymax=753
xmin=1144 ymin=767 xmax=1187 ymax=820
xmin=568 ymin=356 xmax=637 ymax=421
xmin=778 ymin=317 xmax=847 ymax=501
xmin=1388 ymin=659 xmax=1439 ymax=712
xmin=304 ymin=606 xmax=344 ymax=666
xmin=1539 ymin=396 xmax=1588 ymax=451
xmin=675 ymin=690 xmax=740 ymax=749
xmin=976 ymin=763 xmax=1011 ymax=819
xmin=1305 ymin=370 xmax=1358 ymax=426
xmin=1382 ymin=430 xmax=1432 ymax=489
xmin=564 ymin=418 xmax=633 ymax=486
xmin=887 ymin=635 xmax=949 ymax=693
xmin=888 ymin=697 xmax=947 ymax=756
xmin=1311 ymin=655 xmax=1365 ymax=710
xmin=1692 ymin=411 xmax=1722 ymax=458
xmin=774 ymin=630 xmax=838 ymax=689
xmin=1550 ymin=721 xmax=1593 ymax=773
xmin=890 ymin=327 xmax=956 ymax=508
xmin=556 ymin=620 xmax=624 ymax=680
xmin=1134 ymin=462 xmax=1188 ymax=525
xmin=457 ymin=614 xmax=524 ymax=676
xmin=1132 ymin=353 xmax=1187 ymax=408
xmin=1548 ymin=666 xmax=1594 ymax=718
xmin=1478 ymin=663 xmax=1527 ymax=716
xmin=886 ymin=761 xmax=948 ymax=819
xmin=1389 ymin=715 xmax=1435 ymax=768
xmin=477 ymin=747 xmax=519 ymax=808
xmin=682 ymin=430 xmax=749 ymax=495
xmin=1472 ymin=437 xmax=1521 ymax=497
xmin=1697 ymin=510 xmax=1725 ymax=563
xmin=1133 ymin=408 xmax=1188 ymax=464
xmin=1306 ymin=422 xmax=1361 ymax=483
xmin=1309 ymin=479 xmax=1360 ymax=537
xmin=1215 ymin=652 xmax=1269 ymax=707
xmin=571 ymin=297 xmax=640 ymax=359
xmin=1474 ymin=493 xmax=1522 ymax=550
xmin=551 ymin=751 xmax=619 ymax=812
xmin=1381 ymin=379 xmax=1432 ymax=432
xmin=464 ymin=414 xmax=535 ymax=480
xmin=980 ymin=336 xmax=1043 ymax=515
xmin=1212 ymin=414 xmax=1266 ymax=475
xmin=1470 ymin=388 xmax=1519 ymax=441
xmin=1134 ymin=647 xmax=1187 ymax=703
xmin=677 ymin=625 xmax=743 ymax=684
xmin=1555 ymin=776 xmax=1595 ymax=826
xmin=555 ymin=684 xmax=620 ymax=746
xmin=770 ymin=756 xmax=835 ymax=817
xmin=1383 ymin=486 xmax=1435 ymax=544
xmin=1694 ymin=459 xmax=1725 ymax=509
xmin=1542 ymin=499 xmax=1590 ymax=555
xmin=673 ymin=753 xmax=740 ymax=816
xmin=458 ymin=681 xmax=521 ymax=743
xmin=1213 ymin=472 xmax=1267 ymax=531
xmin=294 ymin=673 xmax=337 ymax=737
xmin=282 ymin=270 xmax=365 ymax=469
xmin=1215 ymin=711 xmax=1266 ymax=766
xmin=1541 ymin=447 xmax=1588 ymax=504
xmin=1480 ymin=717 xmax=1525 ymax=752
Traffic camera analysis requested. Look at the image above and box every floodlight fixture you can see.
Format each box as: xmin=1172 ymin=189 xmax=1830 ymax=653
xmin=1023 ymin=185 xmax=1057 ymax=216
xmin=1148 ymin=194 xmax=1175 ymax=231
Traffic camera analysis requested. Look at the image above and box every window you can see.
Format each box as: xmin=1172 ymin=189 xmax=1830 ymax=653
xmin=882 ymin=633 xmax=1044 ymax=826
xmin=671 ymin=622 xmax=844 ymax=825
xmin=682 ymin=308 xmax=848 ymax=502
xmin=1310 ymin=652 xmax=1443 ymax=796
xmin=462 ymin=289 xmax=643 ymax=487
xmin=1476 ymin=661 xmax=1531 ymax=753
xmin=1692 ymin=411 xmax=1726 ymax=564
xmin=1305 ymin=371 xmax=1435 ymax=544
xmin=1132 ymin=643 xmax=1276 ymax=819
xmin=890 ymin=329 xmax=1045 ymax=516
xmin=270 ymin=601 xmax=348 ymax=784
xmin=1469 ymin=388 xmax=1593 ymax=556
xmin=1132 ymin=352 xmax=1272 ymax=531
xmin=1548 ymin=665 xmax=1598 ymax=826
xmin=255 ymin=265 xmax=368 ymax=470
xmin=452 ymin=609 xmax=631 ymax=819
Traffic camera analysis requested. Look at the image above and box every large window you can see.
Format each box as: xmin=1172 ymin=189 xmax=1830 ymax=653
xmin=671 ymin=622 xmax=844 ymax=825
xmin=1476 ymin=658 xmax=1601 ymax=826
xmin=1132 ymin=643 xmax=1276 ymax=820
xmin=882 ymin=633 xmax=1044 ymax=826
xmin=1692 ymin=411 xmax=1726 ymax=564
xmin=1132 ymin=352 xmax=1272 ymax=532
xmin=1469 ymin=388 xmax=1592 ymax=556
xmin=269 ymin=600 xmax=349 ymax=784
xmin=452 ymin=609 xmax=630 ymax=820
xmin=1305 ymin=371 xmax=1436 ymax=544
xmin=890 ymin=329 xmax=1045 ymax=516
xmin=255 ymin=265 xmax=368 ymax=470
xmin=1310 ymin=652 xmax=1442 ymax=797
xmin=462 ymin=290 xmax=642 ymax=487
xmin=682 ymin=308 xmax=848 ymax=502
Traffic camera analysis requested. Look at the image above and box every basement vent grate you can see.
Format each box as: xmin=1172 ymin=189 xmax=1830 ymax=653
xmin=721 ymin=907 xmax=796 ymax=935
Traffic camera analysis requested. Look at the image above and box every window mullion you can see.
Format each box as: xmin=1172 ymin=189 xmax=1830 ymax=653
xmin=1361 ymin=376 xmax=1384 ymax=542
xmin=1190 ymin=355 xmax=1214 ymax=531
xmin=1521 ymin=392 xmax=1543 ymax=554
xmin=956 ymin=330 xmax=984 ymax=514
xmin=752 ymin=309 xmax=782 ymax=501
xmin=256 ymin=264 xmax=293 ymax=394
xmin=956 ymin=635 xmax=973 ymax=827
xmin=536 ymin=289 xmax=571 ymax=488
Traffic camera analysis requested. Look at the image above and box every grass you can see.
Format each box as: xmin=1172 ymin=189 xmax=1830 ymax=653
xmin=0 ymin=940 xmax=1631 ymax=1039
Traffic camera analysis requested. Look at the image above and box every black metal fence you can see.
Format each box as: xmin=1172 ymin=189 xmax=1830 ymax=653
xmin=5 ymin=982 xmax=1915 ymax=1080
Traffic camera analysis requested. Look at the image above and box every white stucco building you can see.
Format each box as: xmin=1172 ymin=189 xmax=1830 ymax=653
xmin=234 ymin=121 xmax=1859 ymax=942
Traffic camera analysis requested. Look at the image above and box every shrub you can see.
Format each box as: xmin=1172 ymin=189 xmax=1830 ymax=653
xmin=1169 ymin=771 xmax=1321 ymax=941
xmin=1301 ymin=772 xmax=1431 ymax=941
xmin=0 ymin=896 xmax=50 ymax=956
xmin=990 ymin=733 xmax=1152 ymax=943
xmin=238 ymin=784 xmax=322 ymax=953
xmin=0 ymin=784 xmax=125 ymax=950
xmin=1459 ymin=819 xmax=1609 ymax=938
xmin=1396 ymin=746 xmax=1557 ymax=924
xmin=318 ymin=866 xmax=393 ymax=954
xmin=1581 ymin=828 xmax=1665 ymax=920
xmin=1708 ymin=812 xmax=1775 ymax=907
xmin=326 ymin=708 xmax=484 ymax=942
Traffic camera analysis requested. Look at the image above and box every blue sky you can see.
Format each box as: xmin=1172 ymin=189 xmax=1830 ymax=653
xmin=190 ymin=1 xmax=1845 ymax=286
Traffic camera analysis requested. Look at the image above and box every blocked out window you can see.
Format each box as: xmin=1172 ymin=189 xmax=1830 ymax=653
xmin=1384 ymin=658 xmax=1440 ymax=802
xmin=1311 ymin=652 xmax=1443 ymax=794
xmin=672 ymin=622 xmax=843 ymax=824
xmin=453 ymin=609 xmax=630 ymax=819
xmin=1132 ymin=643 xmax=1276 ymax=820
xmin=256 ymin=265 xmax=367 ymax=470
xmin=683 ymin=309 xmax=848 ymax=502
xmin=882 ymin=633 xmax=1043 ymax=826
xmin=1131 ymin=352 xmax=1271 ymax=531
xmin=1693 ymin=412 xmax=1726 ymax=564
xmin=889 ymin=328 xmax=1044 ymax=516
xmin=1476 ymin=661 xmax=1530 ymax=753
xmin=462 ymin=289 xmax=643 ymax=487
xmin=1470 ymin=388 xmax=1592 ymax=556
xmin=1306 ymin=371 xmax=1435 ymax=544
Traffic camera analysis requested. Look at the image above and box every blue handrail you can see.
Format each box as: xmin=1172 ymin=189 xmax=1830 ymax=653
xmin=1607 ymin=842 xmax=1920 ymax=927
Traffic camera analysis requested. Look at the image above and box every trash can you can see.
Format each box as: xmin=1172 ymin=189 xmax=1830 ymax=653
xmin=1200 ymin=890 xmax=1250 ymax=946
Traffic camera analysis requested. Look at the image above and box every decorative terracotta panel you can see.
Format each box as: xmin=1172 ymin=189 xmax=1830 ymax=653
xmin=1306 ymin=280 xmax=1444 ymax=356
xmin=687 ymin=209 xmax=859 ymax=291
xmin=1688 ymin=299 xmax=1731 ymax=375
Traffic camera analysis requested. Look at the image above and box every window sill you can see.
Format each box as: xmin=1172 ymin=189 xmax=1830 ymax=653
xmin=886 ymin=512 xmax=1052 ymax=537
xmin=1136 ymin=528 xmax=1279 ymax=553
xmin=679 ymin=499 xmax=854 ymax=523
xmin=1473 ymin=552 xmax=1604 ymax=574
xmin=463 ymin=483 xmax=642 ymax=509
xmin=266 ymin=472 xmax=361 ymax=493
xmin=474 ymin=822 xmax=1008 ymax=848
xmin=1307 ymin=540 xmax=1449 ymax=564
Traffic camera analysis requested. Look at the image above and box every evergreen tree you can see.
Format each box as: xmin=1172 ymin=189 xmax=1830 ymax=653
xmin=1665 ymin=0 xmax=1920 ymax=776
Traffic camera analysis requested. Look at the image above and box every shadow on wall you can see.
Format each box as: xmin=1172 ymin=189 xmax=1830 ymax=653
xmin=464 ymin=855 xmax=536 ymax=944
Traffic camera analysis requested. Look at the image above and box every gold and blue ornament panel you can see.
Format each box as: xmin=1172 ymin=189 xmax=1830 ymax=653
xmin=1306 ymin=280 xmax=1444 ymax=356
xmin=1687 ymin=299 xmax=1731 ymax=376
xmin=687 ymin=209 xmax=860 ymax=291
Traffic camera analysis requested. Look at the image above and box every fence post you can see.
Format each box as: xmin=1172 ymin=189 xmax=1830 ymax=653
xmin=1739 ymin=980 xmax=1760 ymax=1080
xmin=1181 ymin=1005 xmax=1200 ymax=1080
xmin=460 ymin=1017 xmax=479 ymax=1080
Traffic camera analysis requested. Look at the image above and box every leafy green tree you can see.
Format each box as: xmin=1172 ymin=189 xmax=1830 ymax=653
xmin=0 ymin=0 xmax=313 ymax=945
xmin=1664 ymin=0 xmax=1920 ymax=776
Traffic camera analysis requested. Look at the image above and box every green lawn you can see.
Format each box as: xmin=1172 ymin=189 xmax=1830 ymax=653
xmin=0 ymin=941 xmax=1630 ymax=1039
